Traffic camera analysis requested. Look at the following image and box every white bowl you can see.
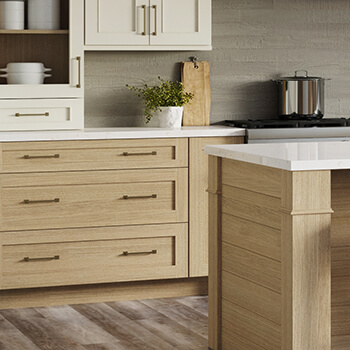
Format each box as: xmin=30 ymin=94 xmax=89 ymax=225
xmin=0 ymin=62 xmax=51 ymax=73
xmin=0 ymin=72 xmax=51 ymax=84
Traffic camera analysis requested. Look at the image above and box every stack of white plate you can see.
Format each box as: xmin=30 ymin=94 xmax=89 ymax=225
xmin=0 ymin=62 xmax=52 ymax=84
xmin=28 ymin=0 xmax=60 ymax=30
xmin=0 ymin=0 xmax=25 ymax=30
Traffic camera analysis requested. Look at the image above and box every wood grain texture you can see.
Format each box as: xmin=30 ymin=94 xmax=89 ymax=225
xmin=189 ymin=136 xmax=242 ymax=277
xmin=222 ymin=184 xmax=281 ymax=230
xmin=222 ymin=270 xmax=281 ymax=325
xmin=222 ymin=213 xmax=281 ymax=261
xmin=0 ymin=168 xmax=188 ymax=231
xmin=222 ymin=242 xmax=281 ymax=293
xmin=208 ymin=155 xmax=222 ymax=350
xmin=222 ymin=327 xmax=263 ymax=350
xmin=222 ymin=299 xmax=281 ymax=350
xmin=1 ymin=224 xmax=188 ymax=290
xmin=0 ymin=138 xmax=188 ymax=172
xmin=281 ymin=170 xmax=332 ymax=350
xmin=222 ymin=158 xmax=281 ymax=198
xmin=181 ymin=61 xmax=211 ymax=126
xmin=0 ymin=296 xmax=208 ymax=350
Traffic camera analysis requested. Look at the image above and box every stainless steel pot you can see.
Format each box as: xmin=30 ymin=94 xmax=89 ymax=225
xmin=276 ymin=70 xmax=326 ymax=119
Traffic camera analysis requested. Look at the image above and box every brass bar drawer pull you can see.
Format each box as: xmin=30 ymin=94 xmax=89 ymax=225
xmin=141 ymin=4 xmax=146 ymax=35
xmin=123 ymin=151 xmax=157 ymax=156
xmin=123 ymin=194 xmax=157 ymax=200
xmin=15 ymin=112 xmax=49 ymax=117
xmin=76 ymin=56 xmax=81 ymax=88
xmin=24 ymin=255 xmax=60 ymax=262
xmin=23 ymin=198 xmax=60 ymax=204
xmin=123 ymin=250 xmax=157 ymax=256
xmin=152 ymin=5 xmax=157 ymax=36
xmin=23 ymin=154 xmax=60 ymax=159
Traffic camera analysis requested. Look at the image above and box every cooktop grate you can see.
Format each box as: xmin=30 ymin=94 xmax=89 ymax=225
xmin=225 ymin=118 xmax=349 ymax=129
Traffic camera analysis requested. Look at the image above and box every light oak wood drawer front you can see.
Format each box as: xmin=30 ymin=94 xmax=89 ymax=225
xmin=1 ymin=169 xmax=188 ymax=231
xmin=0 ymin=99 xmax=83 ymax=131
xmin=1 ymin=224 xmax=188 ymax=289
xmin=0 ymin=138 xmax=188 ymax=173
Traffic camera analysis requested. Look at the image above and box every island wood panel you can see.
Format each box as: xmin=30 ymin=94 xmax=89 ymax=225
xmin=208 ymin=155 xmax=223 ymax=350
xmin=331 ymin=169 xmax=350 ymax=344
xmin=222 ymin=158 xmax=281 ymax=198
xmin=281 ymin=170 xmax=332 ymax=350
xmin=222 ymin=241 xmax=281 ymax=293
xmin=0 ymin=138 xmax=188 ymax=172
xmin=210 ymin=158 xmax=283 ymax=350
xmin=211 ymin=158 xmax=334 ymax=349
xmin=189 ymin=136 xmax=243 ymax=277
xmin=222 ymin=270 xmax=281 ymax=325
xmin=0 ymin=168 xmax=188 ymax=231
xmin=222 ymin=327 xmax=263 ymax=350
xmin=222 ymin=213 xmax=281 ymax=261
xmin=332 ymin=336 xmax=350 ymax=350
xmin=222 ymin=185 xmax=281 ymax=230
xmin=221 ymin=299 xmax=281 ymax=350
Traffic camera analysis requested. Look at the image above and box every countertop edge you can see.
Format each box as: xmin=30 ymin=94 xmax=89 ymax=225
xmin=204 ymin=143 xmax=350 ymax=172
xmin=0 ymin=126 xmax=245 ymax=142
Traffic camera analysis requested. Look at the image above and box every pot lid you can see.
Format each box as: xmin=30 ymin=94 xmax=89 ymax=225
xmin=277 ymin=70 xmax=324 ymax=81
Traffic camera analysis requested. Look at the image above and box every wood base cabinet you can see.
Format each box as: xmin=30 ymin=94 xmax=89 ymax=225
xmin=0 ymin=135 xmax=243 ymax=309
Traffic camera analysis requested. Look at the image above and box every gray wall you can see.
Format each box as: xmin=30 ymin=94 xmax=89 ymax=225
xmin=84 ymin=0 xmax=350 ymax=127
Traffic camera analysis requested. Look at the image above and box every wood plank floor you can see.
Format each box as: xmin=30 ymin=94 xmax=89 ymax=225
xmin=0 ymin=295 xmax=208 ymax=350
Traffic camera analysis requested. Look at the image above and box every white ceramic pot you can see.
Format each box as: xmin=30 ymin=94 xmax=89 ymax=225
xmin=0 ymin=62 xmax=51 ymax=73
xmin=28 ymin=0 xmax=60 ymax=30
xmin=153 ymin=106 xmax=183 ymax=129
xmin=0 ymin=1 xmax=24 ymax=29
xmin=0 ymin=72 xmax=51 ymax=84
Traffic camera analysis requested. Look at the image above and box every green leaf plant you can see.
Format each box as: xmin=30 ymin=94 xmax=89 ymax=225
xmin=126 ymin=76 xmax=194 ymax=123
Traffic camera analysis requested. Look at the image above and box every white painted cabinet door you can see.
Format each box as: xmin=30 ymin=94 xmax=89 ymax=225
xmin=85 ymin=0 xmax=149 ymax=45
xmin=149 ymin=0 xmax=211 ymax=46
xmin=0 ymin=0 xmax=84 ymax=99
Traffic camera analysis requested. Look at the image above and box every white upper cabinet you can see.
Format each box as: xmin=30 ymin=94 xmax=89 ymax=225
xmin=0 ymin=0 xmax=84 ymax=131
xmin=0 ymin=0 xmax=84 ymax=99
xmin=85 ymin=0 xmax=212 ymax=50
xmin=85 ymin=0 xmax=149 ymax=46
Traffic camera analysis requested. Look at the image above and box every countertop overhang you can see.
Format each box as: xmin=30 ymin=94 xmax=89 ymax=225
xmin=0 ymin=126 xmax=244 ymax=142
xmin=205 ymin=141 xmax=350 ymax=171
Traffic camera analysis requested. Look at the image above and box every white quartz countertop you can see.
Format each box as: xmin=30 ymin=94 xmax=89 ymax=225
xmin=0 ymin=126 xmax=244 ymax=142
xmin=205 ymin=141 xmax=350 ymax=171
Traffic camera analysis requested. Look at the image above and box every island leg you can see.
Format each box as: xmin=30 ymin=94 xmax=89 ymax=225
xmin=281 ymin=170 xmax=332 ymax=349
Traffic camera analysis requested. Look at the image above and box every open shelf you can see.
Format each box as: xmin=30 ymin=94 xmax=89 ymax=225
xmin=0 ymin=30 xmax=69 ymax=35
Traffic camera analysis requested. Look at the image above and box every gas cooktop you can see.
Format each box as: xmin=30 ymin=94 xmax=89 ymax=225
xmin=225 ymin=118 xmax=349 ymax=129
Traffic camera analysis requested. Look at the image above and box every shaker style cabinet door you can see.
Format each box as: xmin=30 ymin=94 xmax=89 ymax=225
xmin=85 ymin=0 xmax=149 ymax=45
xmin=149 ymin=0 xmax=211 ymax=46
xmin=0 ymin=0 xmax=84 ymax=99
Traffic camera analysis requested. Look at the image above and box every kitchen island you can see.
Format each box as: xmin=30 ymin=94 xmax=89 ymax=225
xmin=205 ymin=142 xmax=350 ymax=350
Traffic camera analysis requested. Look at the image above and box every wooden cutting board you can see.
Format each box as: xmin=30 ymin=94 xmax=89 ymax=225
xmin=181 ymin=61 xmax=211 ymax=126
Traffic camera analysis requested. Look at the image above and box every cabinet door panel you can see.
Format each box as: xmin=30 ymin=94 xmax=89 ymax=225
xmin=85 ymin=0 xmax=149 ymax=45
xmin=150 ymin=0 xmax=211 ymax=46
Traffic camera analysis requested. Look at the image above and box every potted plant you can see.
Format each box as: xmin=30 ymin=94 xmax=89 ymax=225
xmin=126 ymin=76 xmax=194 ymax=128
